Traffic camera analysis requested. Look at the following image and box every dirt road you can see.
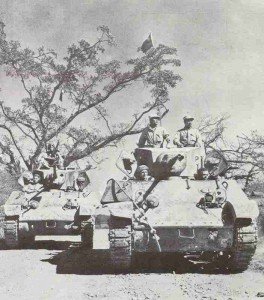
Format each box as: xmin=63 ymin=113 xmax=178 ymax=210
xmin=0 ymin=239 xmax=263 ymax=300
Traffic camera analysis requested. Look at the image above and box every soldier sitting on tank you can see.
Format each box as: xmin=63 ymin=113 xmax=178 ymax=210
xmin=173 ymin=115 xmax=203 ymax=148
xmin=138 ymin=114 xmax=170 ymax=148
xmin=21 ymin=170 xmax=45 ymax=209
xmin=22 ymin=170 xmax=44 ymax=194
xmin=134 ymin=165 xmax=152 ymax=181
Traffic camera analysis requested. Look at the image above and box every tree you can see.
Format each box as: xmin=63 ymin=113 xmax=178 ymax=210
xmin=199 ymin=115 xmax=264 ymax=191
xmin=0 ymin=21 xmax=181 ymax=174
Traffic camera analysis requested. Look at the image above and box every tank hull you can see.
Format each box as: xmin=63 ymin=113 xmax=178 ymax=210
xmin=134 ymin=226 xmax=234 ymax=253
xmin=0 ymin=189 xmax=99 ymax=247
xmin=94 ymin=175 xmax=259 ymax=271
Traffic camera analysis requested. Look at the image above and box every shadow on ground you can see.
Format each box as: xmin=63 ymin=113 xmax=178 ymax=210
xmin=38 ymin=236 xmax=264 ymax=275
xmin=39 ymin=244 xmax=238 ymax=275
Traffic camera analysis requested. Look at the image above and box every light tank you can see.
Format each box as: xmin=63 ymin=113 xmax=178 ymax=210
xmin=0 ymin=167 xmax=99 ymax=248
xmin=92 ymin=146 xmax=259 ymax=272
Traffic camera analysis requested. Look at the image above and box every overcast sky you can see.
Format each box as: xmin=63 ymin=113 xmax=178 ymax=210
xmin=0 ymin=0 xmax=264 ymax=188
xmin=1 ymin=0 xmax=264 ymax=132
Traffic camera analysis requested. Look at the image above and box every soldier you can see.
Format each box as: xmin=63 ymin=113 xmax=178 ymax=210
xmin=173 ymin=115 xmax=203 ymax=148
xmin=138 ymin=114 xmax=170 ymax=148
xmin=73 ymin=172 xmax=91 ymax=194
xmin=134 ymin=165 xmax=152 ymax=181
xmin=23 ymin=170 xmax=44 ymax=194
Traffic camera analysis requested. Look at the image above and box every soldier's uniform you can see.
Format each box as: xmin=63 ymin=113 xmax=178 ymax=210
xmin=138 ymin=125 xmax=169 ymax=148
xmin=173 ymin=114 xmax=203 ymax=148
xmin=173 ymin=127 xmax=202 ymax=147
xmin=138 ymin=114 xmax=170 ymax=148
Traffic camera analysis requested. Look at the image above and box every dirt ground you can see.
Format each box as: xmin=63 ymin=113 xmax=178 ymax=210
xmin=0 ymin=238 xmax=263 ymax=300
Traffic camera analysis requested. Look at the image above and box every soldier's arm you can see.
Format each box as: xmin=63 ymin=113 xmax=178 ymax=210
xmin=138 ymin=130 xmax=147 ymax=148
xmin=173 ymin=132 xmax=183 ymax=147
xmin=195 ymin=130 xmax=203 ymax=147
xmin=162 ymin=128 xmax=170 ymax=142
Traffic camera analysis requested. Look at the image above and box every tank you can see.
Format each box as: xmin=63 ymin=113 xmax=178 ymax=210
xmin=92 ymin=147 xmax=259 ymax=272
xmin=0 ymin=168 xmax=99 ymax=249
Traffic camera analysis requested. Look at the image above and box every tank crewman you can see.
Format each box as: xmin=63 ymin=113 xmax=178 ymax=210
xmin=134 ymin=165 xmax=152 ymax=181
xmin=73 ymin=172 xmax=90 ymax=191
xmin=23 ymin=170 xmax=44 ymax=194
xmin=173 ymin=115 xmax=203 ymax=148
xmin=138 ymin=114 xmax=170 ymax=148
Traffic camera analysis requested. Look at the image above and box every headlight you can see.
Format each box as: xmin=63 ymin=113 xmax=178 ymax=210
xmin=205 ymin=193 xmax=214 ymax=203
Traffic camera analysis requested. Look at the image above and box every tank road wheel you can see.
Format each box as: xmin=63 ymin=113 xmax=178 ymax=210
xmin=109 ymin=219 xmax=132 ymax=272
xmin=81 ymin=220 xmax=93 ymax=249
xmin=4 ymin=219 xmax=19 ymax=249
xmin=228 ymin=224 xmax=257 ymax=272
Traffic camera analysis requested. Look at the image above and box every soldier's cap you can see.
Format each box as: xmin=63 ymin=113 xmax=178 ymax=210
xmin=77 ymin=176 xmax=86 ymax=182
xmin=136 ymin=165 xmax=149 ymax=172
xmin=149 ymin=114 xmax=160 ymax=120
xmin=183 ymin=114 xmax=194 ymax=121
xmin=32 ymin=170 xmax=43 ymax=178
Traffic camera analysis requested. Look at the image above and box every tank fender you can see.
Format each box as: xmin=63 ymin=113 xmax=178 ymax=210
xmin=94 ymin=201 xmax=133 ymax=229
xmin=78 ymin=205 xmax=92 ymax=216
xmin=222 ymin=200 xmax=259 ymax=225
xmin=78 ymin=191 xmax=100 ymax=216
xmin=224 ymin=181 xmax=259 ymax=221
xmin=4 ymin=205 xmax=21 ymax=217
xmin=94 ymin=206 xmax=111 ymax=229
xmin=108 ymin=201 xmax=133 ymax=219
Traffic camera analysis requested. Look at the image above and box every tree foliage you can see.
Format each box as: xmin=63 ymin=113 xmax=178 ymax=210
xmin=199 ymin=115 xmax=264 ymax=190
xmin=0 ymin=21 xmax=181 ymax=174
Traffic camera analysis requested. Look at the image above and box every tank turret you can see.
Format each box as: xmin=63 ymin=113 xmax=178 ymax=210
xmin=134 ymin=147 xmax=204 ymax=179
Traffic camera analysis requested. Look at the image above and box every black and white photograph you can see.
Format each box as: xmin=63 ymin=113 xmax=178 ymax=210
xmin=0 ymin=1 xmax=263 ymax=299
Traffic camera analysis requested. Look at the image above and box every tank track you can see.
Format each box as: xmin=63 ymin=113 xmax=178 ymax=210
xmin=4 ymin=220 xmax=19 ymax=249
xmin=109 ymin=225 xmax=132 ymax=271
xmin=0 ymin=209 xmax=5 ymax=248
xmin=228 ymin=223 xmax=257 ymax=272
xmin=81 ymin=220 xmax=93 ymax=249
